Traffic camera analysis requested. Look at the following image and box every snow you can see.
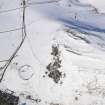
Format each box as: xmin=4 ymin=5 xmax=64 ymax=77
xmin=80 ymin=0 xmax=105 ymax=13
xmin=1 ymin=0 xmax=105 ymax=105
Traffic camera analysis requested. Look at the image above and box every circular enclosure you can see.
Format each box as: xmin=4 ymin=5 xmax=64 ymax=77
xmin=18 ymin=65 xmax=34 ymax=80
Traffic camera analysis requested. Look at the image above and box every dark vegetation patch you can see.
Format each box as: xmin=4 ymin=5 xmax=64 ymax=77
xmin=75 ymin=97 xmax=78 ymax=101
xmin=26 ymin=95 xmax=41 ymax=103
xmin=48 ymin=70 xmax=62 ymax=83
xmin=0 ymin=90 xmax=19 ymax=105
xmin=45 ymin=45 xmax=65 ymax=84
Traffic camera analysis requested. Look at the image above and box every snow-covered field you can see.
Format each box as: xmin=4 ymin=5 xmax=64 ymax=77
xmin=0 ymin=0 xmax=105 ymax=105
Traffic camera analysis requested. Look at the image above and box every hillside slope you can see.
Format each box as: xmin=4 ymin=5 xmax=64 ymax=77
xmin=0 ymin=0 xmax=105 ymax=105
